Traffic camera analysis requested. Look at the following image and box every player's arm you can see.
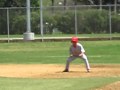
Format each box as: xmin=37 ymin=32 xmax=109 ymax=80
xmin=78 ymin=44 xmax=85 ymax=57
xmin=69 ymin=47 xmax=73 ymax=56
xmin=78 ymin=52 xmax=84 ymax=57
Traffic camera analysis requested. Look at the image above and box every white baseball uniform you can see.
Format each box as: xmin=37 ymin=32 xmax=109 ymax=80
xmin=65 ymin=43 xmax=90 ymax=72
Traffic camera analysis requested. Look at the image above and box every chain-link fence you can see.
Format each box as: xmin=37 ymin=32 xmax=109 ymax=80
xmin=0 ymin=5 xmax=120 ymax=41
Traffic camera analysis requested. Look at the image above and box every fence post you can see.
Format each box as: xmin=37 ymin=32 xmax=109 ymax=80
xmin=23 ymin=0 xmax=35 ymax=41
xmin=75 ymin=6 xmax=78 ymax=36
xmin=99 ymin=0 xmax=102 ymax=11
xmin=114 ymin=0 xmax=117 ymax=14
xmin=109 ymin=5 xmax=112 ymax=40
xmin=40 ymin=0 xmax=44 ymax=41
xmin=7 ymin=8 xmax=10 ymax=43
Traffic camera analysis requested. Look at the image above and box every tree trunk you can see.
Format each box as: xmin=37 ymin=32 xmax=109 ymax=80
xmin=51 ymin=0 xmax=54 ymax=13
xmin=114 ymin=0 xmax=117 ymax=14
xmin=64 ymin=0 xmax=67 ymax=10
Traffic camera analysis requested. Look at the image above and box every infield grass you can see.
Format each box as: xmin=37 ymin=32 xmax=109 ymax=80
xmin=0 ymin=77 xmax=119 ymax=90
xmin=0 ymin=40 xmax=119 ymax=64
xmin=0 ymin=41 xmax=120 ymax=90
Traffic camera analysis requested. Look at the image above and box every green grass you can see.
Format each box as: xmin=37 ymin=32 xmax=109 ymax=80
xmin=0 ymin=41 xmax=120 ymax=90
xmin=0 ymin=77 xmax=119 ymax=90
xmin=0 ymin=41 xmax=119 ymax=64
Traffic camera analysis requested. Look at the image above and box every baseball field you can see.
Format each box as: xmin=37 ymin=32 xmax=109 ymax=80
xmin=0 ymin=41 xmax=120 ymax=90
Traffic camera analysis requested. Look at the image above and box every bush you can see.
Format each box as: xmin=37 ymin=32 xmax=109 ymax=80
xmin=55 ymin=11 xmax=75 ymax=34
xmin=78 ymin=9 xmax=109 ymax=34
xmin=0 ymin=8 xmax=120 ymax=35
xmin=54 ymin=9 xmax=109 ymax=34
xmin=112 ymin=14 xmax=120 ymax=33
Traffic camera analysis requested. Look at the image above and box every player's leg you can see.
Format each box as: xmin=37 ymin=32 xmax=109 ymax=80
xmin=63 ymin=56 xmax=77 ymax=72
xmin=80 ymin=54 xmax=90 ymax=72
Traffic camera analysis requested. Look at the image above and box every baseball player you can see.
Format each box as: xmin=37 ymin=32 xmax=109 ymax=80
xmin=63 ymin=37 xmax=90 ymax=72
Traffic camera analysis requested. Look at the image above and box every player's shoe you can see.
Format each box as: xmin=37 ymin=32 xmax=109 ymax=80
xmin=87 ymin=69 xmax=90 ymax=73
xmin=63 ymin=69 xmax=69 ymax=72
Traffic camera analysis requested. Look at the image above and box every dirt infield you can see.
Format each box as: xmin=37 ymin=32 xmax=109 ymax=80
xmin=0 ymin=64 xmax=119 ymax=78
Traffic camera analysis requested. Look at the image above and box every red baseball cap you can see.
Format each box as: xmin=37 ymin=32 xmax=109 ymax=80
xmin=71 ymin=37 xmax=78 ymax=43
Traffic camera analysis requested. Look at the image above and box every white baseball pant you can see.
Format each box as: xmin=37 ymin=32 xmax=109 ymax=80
xmin=65 ymin=54 xmax=90 ymax=71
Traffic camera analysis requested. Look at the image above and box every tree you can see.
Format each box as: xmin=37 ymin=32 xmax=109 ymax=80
xmin=51 ymin=0 xmax=54 ymax=12
xmin=0 ymin=0 xmax=39 ymax=7
xmin=51 ymin=0 xmax=54 ymax=6
xmin=103 ymin=0 xmax=114 ymax=4
xmin=64 ymin=0 xmax=67 ymax=10
xmin=4 ymin=0 xmax=18 ymax=7
xmin=93 ymin=0 xmax=115 ymax=5
xmin=73 ymin=0 xmax=95 ymax=5
xmin=72 ymin=0 xmax=115 ymax=5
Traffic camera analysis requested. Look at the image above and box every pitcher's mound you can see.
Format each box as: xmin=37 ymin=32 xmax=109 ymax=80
xmin=0 ymin=64 xmax=120 ymax=78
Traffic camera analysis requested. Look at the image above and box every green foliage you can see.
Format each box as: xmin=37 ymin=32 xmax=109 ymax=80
xmin=42 ymin=9 xmax=120 ymax=34
xmin=11 ymin=11 xmax=26 ymax=34
xmin=53 ymin=9 xmax=115 ymax=34
xmin=55 ymin=11 xmax=75 ymax=34
xmin=0 ymin=1 xmax=120 ymax=34
xmin=112 ymin=14 xmax=120 ymax=33
xmin=78 ymin=9 xmax=109 ymax=34
xmin=0 ymin=1 xmax=5 ymax=7
xmin=0 ymin=0 xmax=39 ymax=7
xmin=0 ymin=9 xmax=7 ymax=34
